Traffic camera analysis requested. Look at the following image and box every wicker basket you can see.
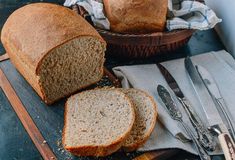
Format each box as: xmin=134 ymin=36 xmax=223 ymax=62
xmin=72 ymin=5 xmax=195 ymax=58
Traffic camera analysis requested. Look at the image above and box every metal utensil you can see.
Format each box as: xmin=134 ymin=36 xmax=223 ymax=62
xmin=157 ymin=64 xmax=215 ymax=151
xmin=196 ymin=65 xmax=235 ymax=141
xmin=185 ymin=57 xmax=235 ymax=160
xmin=157 ymin=85 xmax=211 ymax=160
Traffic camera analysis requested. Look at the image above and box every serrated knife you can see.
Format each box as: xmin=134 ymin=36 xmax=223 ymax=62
xmin=196 ymin=65 xmax=235 ymax=141
xmin=185 ymin=57 xmax=235 ymax=160
xmin=157 ymin=64 xmax=215 ymax=151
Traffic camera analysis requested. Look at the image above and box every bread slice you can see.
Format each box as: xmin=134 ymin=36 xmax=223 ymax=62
xmin=120 ymin=89 xmax=157 ymax=152
xmin=63 ymin=89 xmax=135 ymax=157
xmin=1 ymin=3 xmax=106 ymax=104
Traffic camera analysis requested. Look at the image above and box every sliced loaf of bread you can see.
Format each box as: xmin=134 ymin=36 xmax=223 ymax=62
xmin=1 ymin=3 xmax=106 ymax=104
xmin=63 ymin=89 xmax=135 ymax=156
xmin=120 ymin=89 xmax=157 ymax=151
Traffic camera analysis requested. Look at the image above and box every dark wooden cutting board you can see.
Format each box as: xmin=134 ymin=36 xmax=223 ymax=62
xmin=0 ymin=54 xmax=178 ymax=160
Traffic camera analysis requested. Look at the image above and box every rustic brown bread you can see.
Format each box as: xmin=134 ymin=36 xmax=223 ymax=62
xmin=103 ymin=0 xmax=168 ymax=33
xmin=120 ymin=89 xmax=157 ymax=151
xmin=1 ymin=3 xmax=106 ymax=104
xmin=63 ymin=89 xmax=135 ymax=156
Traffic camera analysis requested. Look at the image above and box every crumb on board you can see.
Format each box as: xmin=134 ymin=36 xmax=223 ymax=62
xmin=57 ymin=139 xmax=62 ymax=147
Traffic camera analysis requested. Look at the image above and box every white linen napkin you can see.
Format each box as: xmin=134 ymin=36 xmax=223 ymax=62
xmin=167 ymin=0 xmax=222 ymax=30
xmin=113 ymin=50 xmax=235 ymax=155
xmin=64 ymin=0 xmax=221 ymax=31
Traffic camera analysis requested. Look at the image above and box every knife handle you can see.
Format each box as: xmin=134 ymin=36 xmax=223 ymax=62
xmin=216 ymin=98 xmax=235 ymax=141
xmin=218 ymin=133 xmax=235 ymax=160
xmin=179 ymin=97 xmax=215 ymax=151
xmin=181 ymin=122 xmax=211 ymax=160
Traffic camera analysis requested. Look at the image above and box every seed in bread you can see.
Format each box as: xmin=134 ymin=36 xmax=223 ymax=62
xmin=63 ymin=89 xmax=135 ymax=157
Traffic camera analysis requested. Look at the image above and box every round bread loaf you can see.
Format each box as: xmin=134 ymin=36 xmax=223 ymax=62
xmin=121 ymin=89 xmax=157 ymax=151
xmin=63 ymin=89 xmax=135 ymax=156
xmin=1 ymin=3 xmax=106 ymax=104
xmin=103 ymin=0 xmax=168 ymax=33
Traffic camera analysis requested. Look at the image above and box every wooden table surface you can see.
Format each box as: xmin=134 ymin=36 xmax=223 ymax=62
xmin=0 ymin=0 xmax=226 ymax=160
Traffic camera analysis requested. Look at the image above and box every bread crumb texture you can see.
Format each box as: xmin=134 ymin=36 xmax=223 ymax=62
xmin=63 ymin=89 xmax=135 ymax=156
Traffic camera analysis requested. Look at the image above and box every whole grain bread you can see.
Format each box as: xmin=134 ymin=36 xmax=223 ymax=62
xmin=121 ymin=88 xmax=157 ymax=151
xmin=63 ymin=89 xmax=135 ymax=157
xmin=103 ymin=0 xmax=168 ymax=33
xmin=1 ymin=3 xmax=106 ymax=104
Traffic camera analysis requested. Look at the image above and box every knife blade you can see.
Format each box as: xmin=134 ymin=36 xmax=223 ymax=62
xmin=157 ymin=85 xmax=211 ymax=160
xmin=157 ymin=64 xmax=215 ymax=151
xmin=185 ymin=57 xmax=235 ymax=160
xmin=196 ymin=65 xmax=235 ymax=141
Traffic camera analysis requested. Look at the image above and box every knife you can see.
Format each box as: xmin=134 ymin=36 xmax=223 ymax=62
xmin=196 ymin=65 xmax=235 ymax=141
xmin=157 ymin=85 xmax=211 ymax=160
xmin=157 ymin=64 xmax=215 ymax=151
xmin=185 ymin=57 xmax=235 ymax=160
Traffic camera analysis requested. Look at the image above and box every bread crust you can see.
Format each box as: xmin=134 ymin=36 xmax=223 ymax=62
xmin=103 ymin=0 xmax=168 ymax=33
xmin=121 ymin=89 xmax=158 ymax=152
xmin=1 ymin=3 xmax=106 ymax=104
xmin=62 ymin=89 xmax=136 ymax=157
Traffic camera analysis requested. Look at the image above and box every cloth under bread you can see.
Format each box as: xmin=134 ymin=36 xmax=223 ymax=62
xmin=64 ymin=0 xmax=110 ymax=29
xmin=113 ymin=50 xmax=235 ymax=155
xmin=64 ymin=0 xmax=221 ymax=31
xmin=167 ymin=0 xmax=221 ymax=30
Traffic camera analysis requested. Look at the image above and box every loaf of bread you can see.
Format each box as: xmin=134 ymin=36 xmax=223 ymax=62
xmin=1 ymin=3 xmax=106 ymax=104
xmin=63 ymin=89 xmax=135 ymax=156
xmin=121 ymin=89 xmax=157 ymax=151
xmin=103 ymin=0 xmax=168 ymax=33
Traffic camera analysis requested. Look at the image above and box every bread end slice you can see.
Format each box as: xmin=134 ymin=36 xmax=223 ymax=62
xmin=121 ymin=88 xmax=157 ymax=152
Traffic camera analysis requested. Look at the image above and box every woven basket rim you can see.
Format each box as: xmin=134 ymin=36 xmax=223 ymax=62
xmin=97 ymin=27 xmax=195 ymax=46
xmin=96 ymin=28 xmax=195 ymax=38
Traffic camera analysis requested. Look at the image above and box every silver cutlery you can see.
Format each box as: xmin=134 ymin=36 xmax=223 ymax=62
xmin=157 ymin=85 xmax=211 ymax=160
xmin=157 ymin=64 xmax=215 ymax=151
xmin=185 ymin=57 xmax=235 ymax=160
xmin=196 ymin=65 xmax=235 ymax=141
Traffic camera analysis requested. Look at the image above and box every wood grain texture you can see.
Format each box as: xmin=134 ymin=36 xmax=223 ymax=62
xmin=218 ymin=133 xmax=235 ymax=160
xmin=104 ymin=67 xmax=121 ymax=87
xmin=0 ymin=53 xmax=9 ymax=62
xmin=134 ymin=150 xmax=179 ymax=160
xmin=0 ymin=68 xmax=57 ymax=160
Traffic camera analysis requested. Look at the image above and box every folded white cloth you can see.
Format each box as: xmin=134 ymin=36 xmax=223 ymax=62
xmin=113 ymin=50 xmax=235 ymax=155
xmin=64 ymin=0 xmax=110 ymax=29
xmin=167 ymin=0 xmax=222 ymax=30
xmin=64 ymin=0 xmax=221 ymax=31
